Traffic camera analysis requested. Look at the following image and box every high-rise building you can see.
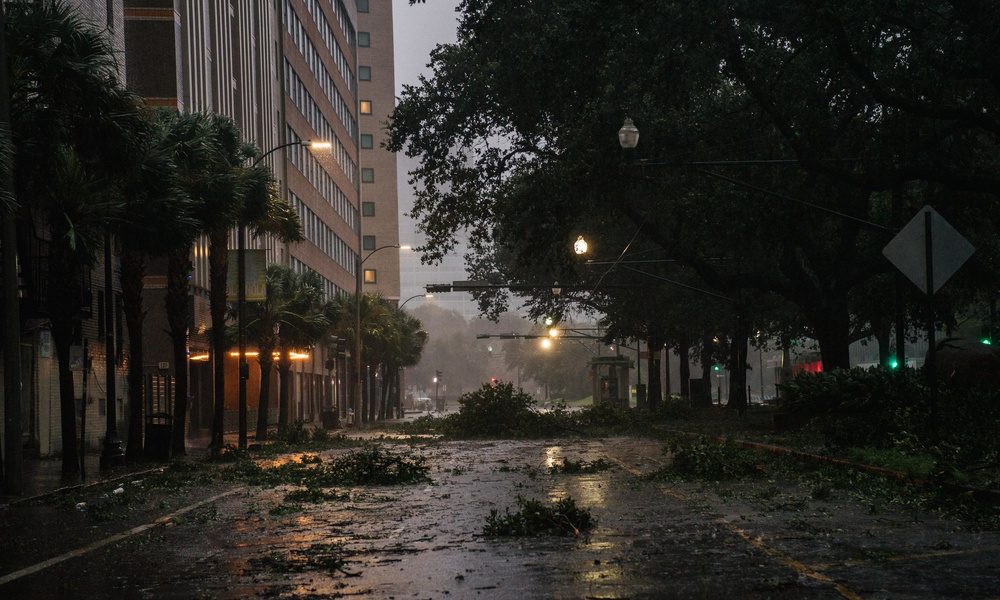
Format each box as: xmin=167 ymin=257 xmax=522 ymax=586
xmin=121 ymin=0 xmax=391 ymax=436
xmin=356 ymin=0 xmax=401 ymax=300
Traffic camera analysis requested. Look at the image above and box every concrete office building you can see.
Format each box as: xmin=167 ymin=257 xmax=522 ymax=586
xmin=121 ymin=0 xmax=385 ymax=436
xmin=356 ymin=0 xmax=401 ymax=300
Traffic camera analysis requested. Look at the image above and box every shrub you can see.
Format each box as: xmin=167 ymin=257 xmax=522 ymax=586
xmin=777 ymin=367 xmax=925 ymax=449
xmin=651 ymin=436 xmax=767 ymax=481
xmin=442 ymin=382 xmax=556 ymax=438
xmin=483 ymin=495 xmax=596 ymax=537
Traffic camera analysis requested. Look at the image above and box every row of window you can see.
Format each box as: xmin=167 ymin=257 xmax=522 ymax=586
xmin=291 ymin=256 xmax=346 ymax=300
xmin=286 ymin=126 xmax=359 ymax=232
xmin=291 ymin=192 xmax=358 ymax=278
xmin=287 ymin=0 xmax=356 ymax=95
xmin=285 ymin=64 xmax=358 ymax=185
xmin=356 ymin=0 xmax=379 ymax=288
xmin=285 ymin=4 xmax=356 ymax=138
xmin=304 ymin=0 xmax=356 ymax=54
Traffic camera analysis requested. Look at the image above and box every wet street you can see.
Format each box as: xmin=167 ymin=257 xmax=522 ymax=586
xmin=3 ymin=436 xmax=1000 ymax=599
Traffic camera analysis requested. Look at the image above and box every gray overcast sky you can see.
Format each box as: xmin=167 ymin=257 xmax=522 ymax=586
xmin=393 ymin=0 xmax=462 ymax=97
xmin=392 ymin=0 xmax=461 ymax=243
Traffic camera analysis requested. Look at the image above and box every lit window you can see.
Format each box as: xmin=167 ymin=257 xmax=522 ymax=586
xmin=361 ymin=134 xmax=374 ymax=149
xmin=362 ymin=201 xmax=375 ymax=216
xmin=360 ymin=100 xmax=372 ymax=115
xmin=363 ymin=235 xmax=376 ymax=250
xmin=361 ymin=168 xmax=374 ymax=183
xmin=359 ymin=66 xmax=371 ymax=81
xmin=364 ymin=269 xmax=377 ymax=284
xmin=358 ymin=32 xmax=370 ymax=47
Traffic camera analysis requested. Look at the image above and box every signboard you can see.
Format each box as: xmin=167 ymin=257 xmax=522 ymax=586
xmin=69 ymin=345 xmax=85 ymax=372
xmin=882 ymin=205 xmax=974 ymax=294
xmin=226 ymin=249 xmax=268 ymax=302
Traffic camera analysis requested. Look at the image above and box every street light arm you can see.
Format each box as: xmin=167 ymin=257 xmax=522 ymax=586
xmin=251 ymin=139 xmax=330 ymax=166
xmin=361 ymin=243 xmax=408 ymax=265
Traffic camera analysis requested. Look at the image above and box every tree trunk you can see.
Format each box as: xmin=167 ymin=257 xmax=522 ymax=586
xmin=875 ymin=323 xmax=892 ymax=368
xmin=49 ymin=248 xmax=80 ymax=473
xmin=255 ymin=352 xmax=274 ymax=439
xmin=167 ymin=247 xmax=191 ymax=456
xmin=646 ymin=335 xmax=663 ymax=411
xmin=208 ymin=228 xmax=229 ymax=448
xmin=727 ymin=313 xmax=749 ymax=415
xmin=277 ymin=352 xmax=291 ymax=426
xmin=697 ymin=334 xmax=714 ymax=407
xmin=53 ymin=319 xmax=79 ymax=473
xmin=119 ymin=248 xmax=146 ymax=462
xmin=679 ymin=331 xmax=691 ymax=401
xmin=809 ymin=300 xmax=852 ymax=371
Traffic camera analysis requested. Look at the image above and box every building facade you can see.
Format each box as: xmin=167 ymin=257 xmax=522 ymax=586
xmin=121 ymin=0 xmax=384 ymax=440
xmin=356 ymin=0 xmax=401 ymax=300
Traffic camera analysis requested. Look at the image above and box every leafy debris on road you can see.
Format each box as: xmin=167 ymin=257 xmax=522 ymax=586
xmin=484 ymin=495 xmax=596 ymax=537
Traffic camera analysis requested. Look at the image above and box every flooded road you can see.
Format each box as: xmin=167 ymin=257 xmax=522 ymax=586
xmin=3 ymin=437 xmax=1000 ymax=598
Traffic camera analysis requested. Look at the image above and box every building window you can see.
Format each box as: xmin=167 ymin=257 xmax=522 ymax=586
xmin=363 ymin=235 xmax=376 ymax=250
xmin=364 ymin=269 xmax=377 ymax=284
xmin=358 ymin=31 xmax=370 ymax=47
xmin=361 ymin=134 xmax=374 ymax=149
xmin=357 ymin=0 xmax=369 ymax=12
xmin=362 ymin=201 xmax=375 ymax=216
xmin=359 ymin=66 xmax=371 ymax=81
xmin=360 ymin=100 xmax=372 ymax=115
xmin=361 ymin=168 xmax=374 ymax=183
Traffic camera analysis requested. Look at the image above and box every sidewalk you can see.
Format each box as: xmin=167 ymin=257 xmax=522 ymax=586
xmin=0 ymin=412 xmax=439 ymax=504
xmin=0 ymin=437 xmax=216 ymax=504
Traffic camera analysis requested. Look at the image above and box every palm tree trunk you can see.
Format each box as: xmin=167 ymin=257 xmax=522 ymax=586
xmin=49 ymin=247 xmax=80 ymax=473
xmin=208 ymin=228 xmax=229 ymax=448
xmin=255 ymin=352 xmax=274 ymax=439
xmin=277 ymin=352 xmax=292 ymax=426
xmin=53 ymin=320 xmax=79 ymax=474
xmin=167 ymin=247 xmax=191 ymax=455
xmin=119 ymin=247 xmax=145 ymax=461
xmin=679 ymin=331 xmax=691 ymax=400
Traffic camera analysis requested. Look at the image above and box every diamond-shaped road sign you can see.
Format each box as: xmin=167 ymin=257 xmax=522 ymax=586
xmin=882 ymin=205 xmax=975 ymax=295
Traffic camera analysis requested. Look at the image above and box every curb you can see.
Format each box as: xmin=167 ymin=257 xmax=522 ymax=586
xmin=656 ymin=427 xmax=1000 ymax=505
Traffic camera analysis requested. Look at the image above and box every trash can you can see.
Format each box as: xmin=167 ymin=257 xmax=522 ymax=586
xmin=143 ymin=412 xmax=173 ymax=460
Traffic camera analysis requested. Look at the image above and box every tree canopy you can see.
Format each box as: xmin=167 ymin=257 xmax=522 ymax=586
xmin=388 ymin=0 xmax=1000 ymax=370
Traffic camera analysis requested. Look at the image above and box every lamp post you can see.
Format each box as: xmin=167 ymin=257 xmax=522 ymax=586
xmin=100 ymin=229 xmax=125 ymax=468
xmin=355 ymin=244 xmax=410 ymax=425
xmin=400 ymin=293 xmax=432 ymax=309
xmin=238 ymin=140 xmax=330 ymax=448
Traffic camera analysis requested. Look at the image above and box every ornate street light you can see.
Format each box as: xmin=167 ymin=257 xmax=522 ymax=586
xmin=573 ymin=236 xmax=588 ymax=255
xmin=618 ymin=117 xmax=639 ymax=149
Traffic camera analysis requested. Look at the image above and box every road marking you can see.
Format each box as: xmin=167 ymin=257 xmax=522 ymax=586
xmin=608 ymin=455 xmax=863 ymax=600
xmin=0 ymin=487 xmax=244 ymax=587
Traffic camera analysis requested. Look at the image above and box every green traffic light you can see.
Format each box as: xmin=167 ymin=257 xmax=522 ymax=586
xmin=890 ymin=359 xmax=899 ymax=369
xmin=713 ymin=365 xmax=720 ymax=371
xmin=981 ymin=338 xmax=992 ymax=345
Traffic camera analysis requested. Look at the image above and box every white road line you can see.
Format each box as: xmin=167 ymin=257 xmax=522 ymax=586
xmin=0 ymin=487 xmax=244 ymax=586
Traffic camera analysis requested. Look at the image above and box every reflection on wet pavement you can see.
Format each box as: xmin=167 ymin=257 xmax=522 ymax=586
xmin=6 ymin=436 xmax=1000 ymax=599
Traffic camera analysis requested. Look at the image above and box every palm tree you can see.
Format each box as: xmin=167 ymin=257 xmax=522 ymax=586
xmin=155 ymin=110 xmax=215 ymax=456
xmin=228 ymin=264 xmax=327 ymax=439
xmin=155 ymin=112 xmax=302 ymax=453
xmin=380 ymin=307 xmax=427 ymax=419
xmin=273 ymin=269 xmax=331 ymax=427
xmin=116 ymin=108 xmax=196 ymax=461
xmin=199 ymin=115 xmax=301 ymax=448
xmin=5 ymin=0 xmax=148 ymax=472
xmin=331 ymin=292 xmax=398 ymax=423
